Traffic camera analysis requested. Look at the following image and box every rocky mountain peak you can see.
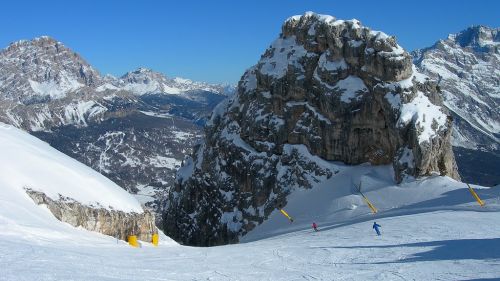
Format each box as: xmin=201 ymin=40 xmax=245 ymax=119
xmin=134 ymin=67 xmax=153 ymax=73
xmin=277 ymin=12 xmax=412 ymax=82
xmin=119 ymin=67 xmax=167 ymax=89
xmin=121 ymin=67 xmax=160 ymax=78
xmin=448 ymin=25 xmax=500 ymax=49
xmin=164 ymin=12 xmax=459 ymax=246
xmin=413 ymin=25 xmax=500 ymax=186
xmin=6 ymin=35 xmax=59 ymax=51
xmin=0 ymin=36 xmax=100 ymax=102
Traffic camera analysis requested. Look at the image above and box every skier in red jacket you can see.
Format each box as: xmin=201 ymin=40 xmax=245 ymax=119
xmin=312 ymin=222 xmax=318 ymax=232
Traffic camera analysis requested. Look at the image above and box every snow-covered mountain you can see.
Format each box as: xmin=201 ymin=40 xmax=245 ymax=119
xmin=116 ymin=67 xmax=234 ymax=96
xmin=413 ymin=26 xmax=500 ymax=186
xmin=0 ymin=36 xmax=232 ymax=130
xmin=164 ymin=12 xmax=459 ymax=246
xmin=0 ymin=36 xmax=233 ymax=218
xmin=0 ymin=36 xmax=100 ymax=103
xmin=0 ymin=123 xmax=155 ymax=241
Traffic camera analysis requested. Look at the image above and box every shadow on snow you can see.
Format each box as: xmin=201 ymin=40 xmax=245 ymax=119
xmin=313 ymin=238 xmax=500 ymax=264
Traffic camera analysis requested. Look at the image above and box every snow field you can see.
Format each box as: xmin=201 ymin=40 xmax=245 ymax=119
xmin=0 ymin=123 xmax=144 ymax=213
xmin=1 ymin=209 xmax=499 ymax=281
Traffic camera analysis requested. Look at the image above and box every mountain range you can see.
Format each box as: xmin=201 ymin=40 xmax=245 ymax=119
xmin=0 ymin=36 xmax=234 ymax=220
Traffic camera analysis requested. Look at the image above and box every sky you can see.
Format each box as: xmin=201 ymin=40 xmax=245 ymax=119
xmin=1 ymin=0 xmax=499 ymax=84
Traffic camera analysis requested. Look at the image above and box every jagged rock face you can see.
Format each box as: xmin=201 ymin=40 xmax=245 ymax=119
xmin=413 ymin=26 xmax=500 ymax=186
xmin=26 ymin=190 xmax=156 ymax=241
xmin=0 ymin=36 xmax=100 ymax=103
xmin=0 ymin=36 xmax=108 ymax=131
xmin=163 ymin=12 xmax=460 ymax=246
xmin=0 ymin=36 xmax=231 ymax=219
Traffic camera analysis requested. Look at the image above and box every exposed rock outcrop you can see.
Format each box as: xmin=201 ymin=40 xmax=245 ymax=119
xmin=26 ymin=189 xmax=156 ymax=241
xmin=164 ymin=12 xmax=460 ymax=246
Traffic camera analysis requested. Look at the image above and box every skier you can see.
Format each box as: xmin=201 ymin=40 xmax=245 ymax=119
xmin=373 ymin=221 xmax=381 ymax=236
xmin=312 ymin=222 xmax=318 ymax=232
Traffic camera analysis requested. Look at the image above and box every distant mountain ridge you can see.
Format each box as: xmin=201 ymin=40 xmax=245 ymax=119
xmin=0 ymin=36 xmax=234 ymax=220
xmin=117 ymin=67 xmax=234 ymax=96
xmin=0 ymin=36 xmax=234 ymax=130
xmin=2 ymin=36 xmax=232 ymax=101
xmin=412 ymin=25 xmax=500 ymax=186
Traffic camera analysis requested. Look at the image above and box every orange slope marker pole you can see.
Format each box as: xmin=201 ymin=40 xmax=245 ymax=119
xmin=467 ymin=183 xmax=485 ymax=207
xmin=355 ymin=182 xmax=378 ymax=214
xmin=279 ymin=209 xmax=294 ymax=222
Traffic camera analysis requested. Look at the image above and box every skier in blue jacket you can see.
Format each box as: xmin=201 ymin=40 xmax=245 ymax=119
xmin=373 ymin=222 xmax=381 ymax=236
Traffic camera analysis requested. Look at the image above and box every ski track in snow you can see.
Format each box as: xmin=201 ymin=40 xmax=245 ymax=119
xmin=1 ymin=211 xmax=500 ymax=280
xmin=1 ymin=167 xmax=500 ymax=281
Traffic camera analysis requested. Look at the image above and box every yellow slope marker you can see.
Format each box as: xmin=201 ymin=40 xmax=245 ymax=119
xmin=279 ymin=209 xmax=294 ymax=222
xmin=152 ymin=233 xmax=159 ymax=246
xmin=355 ymin=181 xmax=378 ymax=214
xmin=128 ymin=235 xmax=139 ymax=247
xmin=361 ymin=194 xmax=378 ymax=214
xmin=467 ymin=183 xmax=485 ymax=207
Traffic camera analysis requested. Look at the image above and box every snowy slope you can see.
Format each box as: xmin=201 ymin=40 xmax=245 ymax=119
xmin=241 ymin=164 xmax=497 ymax=242
xmin=0 ymin=168 xmax=499 ymax=280
xmin=0 ymin=122 xmax=143 ymax=213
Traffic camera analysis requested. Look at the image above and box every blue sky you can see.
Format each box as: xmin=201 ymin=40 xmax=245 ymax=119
xmin=1 ymin=0 xmax=499 ymax=84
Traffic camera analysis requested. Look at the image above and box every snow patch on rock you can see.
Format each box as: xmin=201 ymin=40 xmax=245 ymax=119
xmin=398 ymin=91 xmax=447 ymax=144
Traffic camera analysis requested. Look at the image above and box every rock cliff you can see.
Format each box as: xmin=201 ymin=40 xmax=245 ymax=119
xmin=27 ymin=189 xmax=156 ymax=241
xmin=163 ymin=12 xmax=460 ymax=246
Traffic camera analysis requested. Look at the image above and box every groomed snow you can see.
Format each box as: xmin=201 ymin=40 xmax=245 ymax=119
xmin=1 ymin=162 xmax=499 ymax=280
xmin=0 ymin=123 xmax=143 ymax=213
